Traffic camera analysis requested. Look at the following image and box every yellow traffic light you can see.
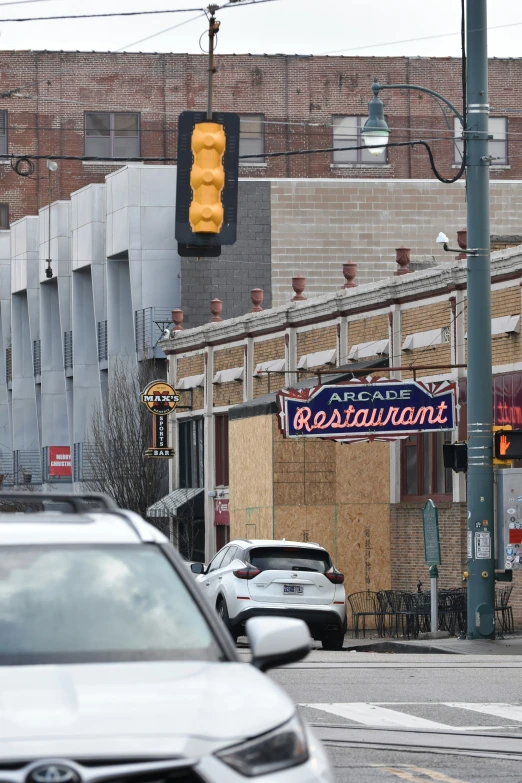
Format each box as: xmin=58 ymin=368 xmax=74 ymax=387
xmin=189 ymin=122 xmax=225 ymax=234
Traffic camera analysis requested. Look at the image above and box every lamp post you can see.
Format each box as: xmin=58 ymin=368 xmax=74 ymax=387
xmin=364 ymin=0 xmax=494 ymax=640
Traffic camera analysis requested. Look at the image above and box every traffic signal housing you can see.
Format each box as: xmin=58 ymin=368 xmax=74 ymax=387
xmin=176 ymin=111 xmax=240 ymax=255
xmin=442 ymin=442 xmax=468 ymax=473
xmin=494 ymin=428 xmax=522 ymax=461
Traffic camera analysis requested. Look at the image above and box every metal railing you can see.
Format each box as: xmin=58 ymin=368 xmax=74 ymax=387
xmin=97 ymin=320 xmax=108 ymax=362
xmin=63 ymin=330 xmax=73 ymax=371
xmin=5 ymin=346 xmax=11 ymax=384
xmin=73 ymin=442 xmax=100 ymax=482
xmin=135 ymin=307 xmax=172 ymax=360
xmin=33 ymin=339 xmax=41 ymax=377
xmin=13 ymin=449 xmax=42 ymax=485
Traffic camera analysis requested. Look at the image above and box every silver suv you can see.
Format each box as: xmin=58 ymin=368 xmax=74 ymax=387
xmin=0 ymin=493 xmax=332 ymax=783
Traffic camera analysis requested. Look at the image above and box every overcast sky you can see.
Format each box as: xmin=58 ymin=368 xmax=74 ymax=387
xmin=0 ymin=0 xmax=518 ymax=59
xmin=0 ymin=0 xmax=512 ymax=57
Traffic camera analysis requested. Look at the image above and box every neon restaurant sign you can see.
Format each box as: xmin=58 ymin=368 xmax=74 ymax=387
xmin=277 ymin=378 xmax=457 ymax=444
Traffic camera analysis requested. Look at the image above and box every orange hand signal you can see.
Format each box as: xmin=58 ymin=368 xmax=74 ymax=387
xmin=500 ymin=433 xmax=511 ymax=457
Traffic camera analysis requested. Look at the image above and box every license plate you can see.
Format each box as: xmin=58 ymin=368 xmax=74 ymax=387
xmin=283 ymin=584 xmax=303 ymax=594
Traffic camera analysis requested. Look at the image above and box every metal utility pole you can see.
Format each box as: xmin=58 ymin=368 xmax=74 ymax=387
xmin=465 ymin=0 xmax=495 ymax=639
xmin=207 ymin=5 xmax=220 ymax=120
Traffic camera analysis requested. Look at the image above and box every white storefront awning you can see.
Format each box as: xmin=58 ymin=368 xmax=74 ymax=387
xmin=146 ymin=487 xmax=204 ymax=518
xmin=297 ymin=349 xmax=336 ymax=370
xmin=348 ymin=339 xmax=389 ymax=361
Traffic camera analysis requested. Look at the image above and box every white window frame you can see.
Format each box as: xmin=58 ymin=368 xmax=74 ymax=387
xmin=85 ymin=112 xmax=141 ymax=159
xmin=454 ymin=116 xmax=507 ymax=165
xmin=239 ymin=114 xmax=265 ymax=165
xmin=332 ymin=115 xmax=388 ymax=165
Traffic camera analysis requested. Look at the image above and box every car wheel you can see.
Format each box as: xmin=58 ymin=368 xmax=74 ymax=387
xmin=321 ymin=632 xmax=345 ymax=651
xmin=216 ymin=598 xmax=238 ymax=643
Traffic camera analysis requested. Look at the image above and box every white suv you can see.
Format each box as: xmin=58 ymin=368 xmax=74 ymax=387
xmin=0 ymin=493 xmax=333 ymax=783
xmin=193 ymin=539 xmax=347 ymax=650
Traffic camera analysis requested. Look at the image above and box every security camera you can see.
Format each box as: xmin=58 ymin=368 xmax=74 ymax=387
xmin=436 ymin=232 xmax=449 ymax=244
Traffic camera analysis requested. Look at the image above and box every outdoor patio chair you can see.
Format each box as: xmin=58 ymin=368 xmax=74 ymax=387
xmin=495 ymin=585 xmax=514 ymax=636
xmin=347 ymin=590 xmax=383 ymax=638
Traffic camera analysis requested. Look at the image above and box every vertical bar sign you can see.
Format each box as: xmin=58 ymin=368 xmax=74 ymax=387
xmin=141 ymin=380 xmax=179 ymax=458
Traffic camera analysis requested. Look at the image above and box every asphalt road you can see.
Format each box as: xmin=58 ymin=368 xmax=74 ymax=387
xmin=263 ymin=651 xmax=522 ymax=783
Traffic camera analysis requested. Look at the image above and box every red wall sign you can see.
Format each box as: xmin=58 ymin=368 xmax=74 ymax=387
xmin=214 ymin=498 xmax=230 ymax=525
xmin=49 ymin=446 xmax=72 ymax=477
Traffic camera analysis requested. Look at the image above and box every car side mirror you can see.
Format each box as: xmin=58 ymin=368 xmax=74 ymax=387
xmin=190 ymin=562 xmax=205 ymax=575
xmin=246 ymin=616 xmax=311 ymax=672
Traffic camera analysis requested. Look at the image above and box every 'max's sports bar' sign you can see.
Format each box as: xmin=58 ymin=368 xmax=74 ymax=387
xmin=277 ymin=378 xmax=456 ymax=444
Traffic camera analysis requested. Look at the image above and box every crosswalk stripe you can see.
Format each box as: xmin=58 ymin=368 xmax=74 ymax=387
xmin=375 ymin=766 xmax=471 ymax=783
xmin=305 ymin=703 xmax=451 ymax=729
xmin=444 ymin=702 xmax=522 ymax=722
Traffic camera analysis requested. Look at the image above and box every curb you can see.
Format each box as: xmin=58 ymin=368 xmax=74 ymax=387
xmin=343 ymin=640 xmax=467 ymax=655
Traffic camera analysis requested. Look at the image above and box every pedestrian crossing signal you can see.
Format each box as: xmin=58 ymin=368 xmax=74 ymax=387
xmin=494 ymin=428 xmax=522 ymax=460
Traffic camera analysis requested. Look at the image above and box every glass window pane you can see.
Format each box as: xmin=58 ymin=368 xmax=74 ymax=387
xmin=361 ymin=145 xmax=387 ymax=164
xmin=490 ymin=117 xmax=507 ymax=138
xmin=454 ymin=117 xmax=464 ymax=163
xmin=85 ymin=136 xmax=111 ymax=158
xmin=0 ymin=545 xmax=221 ymax=664
xmin=489 ymin=138 xmax=507 ymax=164
xmin=435 ymin=432 xmax=445 ymax=494
xmin=423 ymin=434 xmax=431 ymax=495
xmin=239 ymin=115 xmax=264 ymax=163
xmin=113 ymin=135 xmax=140 ymax=158
xmin=114 ymin=113 xmax=139 ymax=134
xmin=333 ymin=116 xmax=357 ymax=163
xmin=0 ymin=111 xmax=7 ymax=135
xmin=249 ymin=546 xmax=331 ymax=573
xmin=86 ymin=113 xmax=110 ymax=136
xmin=239 ymin=115 xmax=263 ymax=138
xmin=405 ymin=442 xmax=417 ymax=495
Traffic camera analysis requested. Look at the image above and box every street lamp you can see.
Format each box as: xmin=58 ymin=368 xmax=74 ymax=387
xmin=364 ymin=0 xmax=494 ymax=642
xmin=361 ymin=83 xmax=390 ymax=156
xmin=45 ymin=159 xmax=58 ymax=279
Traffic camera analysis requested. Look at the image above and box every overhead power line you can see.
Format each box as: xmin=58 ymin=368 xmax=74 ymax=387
xmin=0 ymin=6 xmax=205 ymax=21
xmin=0 ymin=0 xmax=278 ymax=23
xmin=317 ymin=18 xmax=522 ymax=56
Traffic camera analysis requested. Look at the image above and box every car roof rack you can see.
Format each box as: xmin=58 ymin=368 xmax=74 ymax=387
xmin=0 ymin=492 xmax=118 ymax=514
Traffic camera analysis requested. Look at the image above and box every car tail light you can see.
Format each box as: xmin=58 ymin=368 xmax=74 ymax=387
xmin=233 ymin=565 xmax=260 ymax=580
xmin=326 ymin=567 xmax=344 ymax=584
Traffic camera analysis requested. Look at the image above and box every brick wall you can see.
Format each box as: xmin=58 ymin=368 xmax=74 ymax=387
xmin=391 ymin=502 xmax=522 ymax=630
xmin=297 ymin=324 xmax=337 ymax=358
xmin=180 ymin=181 xmax=271 ymax=328
xmin=253 ymin=336 xmax=285 ymax=397
xmin=4 ymin=52 xmax=522 ymax=225
xmin=348 ymin=314 xmax=389 ymax=357
xmin=176 ymin=353 xmax=205 ymax=411
xmin=401 ymin=302 xmax=452 ymax=379
xmin=270 ymin=181 xmax=522 ymax=306
xmin=213 ymin=346 xmax=245 ymax=407
xmin=391 ymin=502 xmax=467 ymax=592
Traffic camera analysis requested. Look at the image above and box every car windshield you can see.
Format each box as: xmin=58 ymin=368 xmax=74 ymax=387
xmin=0 ymin=545 xmax=223 ymax=665
xmin=249 ymin=546 xmax=331 ymax=573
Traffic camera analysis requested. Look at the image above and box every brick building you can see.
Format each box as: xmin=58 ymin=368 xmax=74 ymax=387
xmin=160 ymin=243 xmax=522 ymax=628
xmin=0 ymin=51 xmax=521 ymax=224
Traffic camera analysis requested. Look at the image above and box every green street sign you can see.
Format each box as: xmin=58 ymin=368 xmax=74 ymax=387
xmin=422 ymin=499 xmax=441 ymax=566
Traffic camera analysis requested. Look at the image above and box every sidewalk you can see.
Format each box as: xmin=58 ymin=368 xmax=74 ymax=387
xmin=342 ymin=633 xmax=522 ymax=655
